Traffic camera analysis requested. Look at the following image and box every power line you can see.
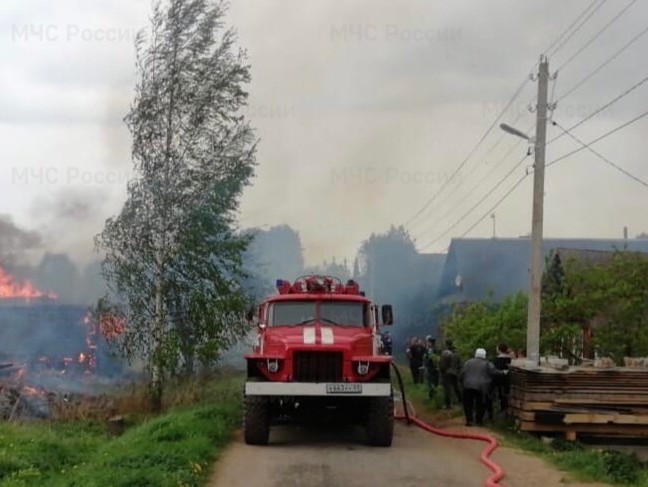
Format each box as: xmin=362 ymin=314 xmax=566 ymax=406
xmin=403 ymin=77 xmax=529 ymax=229
xmin=412 ymin=122 xmax=533 ymax=242
xmin=548 ymin=0 xmax=609 ymax=58
xmin=547 ymin=109 xmax=648 ymax=168
xmin=424 ymin=173 xmax=530 ymax=252
xmin=403 ymin=3 xmax=611 ymax=233
xmin=549 ymin=72 xmax=648 ymax=145
xmin=457 ymin=174 xmax=530 ymax=240
xmin=550 ymin=119 xmax=648 ymax=188
xmin=419 ymin=95 xmax=535 ymax=225
xmin=418 ymin=153 xmax=529 ymax=250
xmin=556 ymin=0 xmax=640 ymax=71
xmin=544 ymin=0 xmax=602 ymax=55
xmin=557 ymin=24 xmax=648 ymax=101
xmin=430 ymin=111 xmax=648 ymax=253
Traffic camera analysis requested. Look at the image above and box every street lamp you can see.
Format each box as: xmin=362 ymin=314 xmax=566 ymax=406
xmin=499 ymin=123 xmax=532 ymax=142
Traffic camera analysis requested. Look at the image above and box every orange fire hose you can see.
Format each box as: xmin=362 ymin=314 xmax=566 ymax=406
xmin=391 ymin=363 xmax=505 ymax=487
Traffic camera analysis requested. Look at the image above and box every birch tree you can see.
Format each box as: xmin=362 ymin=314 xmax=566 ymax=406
xmin=96 ymin=0 xmax=256 ymax=409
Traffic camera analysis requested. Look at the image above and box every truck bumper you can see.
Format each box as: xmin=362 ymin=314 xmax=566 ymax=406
xmin=245 ymin=381 xmax=392 ymax=397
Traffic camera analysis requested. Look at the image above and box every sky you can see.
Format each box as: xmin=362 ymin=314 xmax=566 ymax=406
xmin=1 ymin=0 xmax=647 ymax=266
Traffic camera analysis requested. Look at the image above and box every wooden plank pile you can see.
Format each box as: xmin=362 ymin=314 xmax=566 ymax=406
xmin=509 ymin=365 xmax=648 ymax=440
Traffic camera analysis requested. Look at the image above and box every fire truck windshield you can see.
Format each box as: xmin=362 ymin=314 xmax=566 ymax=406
xmin=270 ymin=301 xmax=367 ymax=327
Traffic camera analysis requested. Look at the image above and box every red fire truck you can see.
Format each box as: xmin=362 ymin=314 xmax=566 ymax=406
xmin=244 ymin=275 xmax=394 ymax=446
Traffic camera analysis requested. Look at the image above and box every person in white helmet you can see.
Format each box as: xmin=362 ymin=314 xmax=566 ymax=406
xmin=459 ymin=348 xmax=507 ymax=426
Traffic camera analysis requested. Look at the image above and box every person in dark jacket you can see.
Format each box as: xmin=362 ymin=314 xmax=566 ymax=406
xmin=424 ymin=336 xmax=439 ymax=398
xmin=406 ymin=337 xmax=426 ymax=384
xmin=492 ymin=343 xmax=513 ymax=413
xmin=460 ymin=348 xmax=507 ymax=426
xmin=439 ymin=339 xmax=462 ymax=408
xmin=381 ymin=331 xmax=393 ymax=355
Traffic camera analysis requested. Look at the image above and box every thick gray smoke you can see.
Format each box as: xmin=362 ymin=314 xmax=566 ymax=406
xmin=30 ymin=187 xmax=108 ymax=222
xmin=0 ymin=212 xmax=107 ymax=305
xmin=22 ymin=254 xmax=108 ymax=305
xmin=28 ymin=187 xmax=113 ymax=264
xmin=0 ymin=214 xmax=42 ymax=266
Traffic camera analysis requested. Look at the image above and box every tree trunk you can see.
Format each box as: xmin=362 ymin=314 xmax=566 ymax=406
xmin=151 ymin=255 xmax=165 ymax=412
xmin=178 ymin=321 xmax=195 ymax=376
xmin=149 ymin=7 xmax=178 ymax=409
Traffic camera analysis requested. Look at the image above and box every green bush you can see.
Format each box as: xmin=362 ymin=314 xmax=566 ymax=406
xmin=551 ymin=437 xmax=584 ymax=452
xmin=601 ymin=449 xmax=642 ymax=485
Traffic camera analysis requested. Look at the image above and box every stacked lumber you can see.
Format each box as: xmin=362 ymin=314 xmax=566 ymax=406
xmin=509 ymin=365 xmax=648 ymax=439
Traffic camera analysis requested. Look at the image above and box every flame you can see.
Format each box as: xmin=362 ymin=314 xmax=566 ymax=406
xmin=0 ymin=265 xmax=57 ymax=300
xmin=21 ymin=386 xmax=42 ymax=396
xmin=101 ymin=315 xmax=126 ymax=339
xmin=83 ymin=311 xmax=125 ymax=340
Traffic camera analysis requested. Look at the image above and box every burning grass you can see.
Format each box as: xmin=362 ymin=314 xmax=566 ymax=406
xmin=0 ymin=374 xmax=243 ymax=487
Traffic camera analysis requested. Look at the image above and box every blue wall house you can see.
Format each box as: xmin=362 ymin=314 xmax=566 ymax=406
xmin=437 ymin=238 xmax=648 ymax=304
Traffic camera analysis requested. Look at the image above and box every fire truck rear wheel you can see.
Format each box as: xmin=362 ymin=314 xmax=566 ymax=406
xmin=366 ymin=395 xmax=394 ymax=447
xmin=244 ymin=395 xmax=270 ymax=445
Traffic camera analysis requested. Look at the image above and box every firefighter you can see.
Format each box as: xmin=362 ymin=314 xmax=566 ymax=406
xmin=439 ymin=339 xmax=462 ymax=408
xmin=424 ymin=336 xmax=439 ymax=399
xmin=406 ymin=337 xmax=426 ymax=384
xmin=460 ymin=348 xmax=507 ymax=426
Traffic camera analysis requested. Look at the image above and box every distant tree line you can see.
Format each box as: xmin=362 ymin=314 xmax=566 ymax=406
xmin=241 ymin=224 xmax=440 ymax=346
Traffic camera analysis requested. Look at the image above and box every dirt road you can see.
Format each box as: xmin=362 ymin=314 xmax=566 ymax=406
xmin=208 ymin=421 xmax=612 ymax=487
xmin=210 ymin=422 xmax=487 ymax=487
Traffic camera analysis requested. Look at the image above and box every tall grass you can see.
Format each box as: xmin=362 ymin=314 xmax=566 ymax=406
xmin=0 ymin=375 xmax=243 ymax=487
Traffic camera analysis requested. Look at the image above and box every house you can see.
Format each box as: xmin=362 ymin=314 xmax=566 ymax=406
xmin=413 ymin=252 xmax=446 ymax=293
xmin=437 ymin=238 xmax=648 ymax=303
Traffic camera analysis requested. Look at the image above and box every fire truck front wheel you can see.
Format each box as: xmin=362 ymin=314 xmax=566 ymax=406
xmin=244 ymin=395 xmax=270 ymax=445
xmin=366 ymin=395 xmax=394 ymax=447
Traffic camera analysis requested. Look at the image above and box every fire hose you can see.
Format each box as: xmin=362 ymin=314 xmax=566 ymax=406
xmin=390 ymin=363 xmax=505 ymax=487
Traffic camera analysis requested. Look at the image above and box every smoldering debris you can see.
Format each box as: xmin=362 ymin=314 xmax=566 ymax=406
xmin=0 ymin=363 xmax=123 ymax=421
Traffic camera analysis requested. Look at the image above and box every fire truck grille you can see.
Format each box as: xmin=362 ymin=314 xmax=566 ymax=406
xmin=292 ymin=351 xmax=343 ymax=382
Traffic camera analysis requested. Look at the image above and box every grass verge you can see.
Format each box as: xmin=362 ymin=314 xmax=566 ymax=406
xmin=0 ymin=375 xmax=243 ymax=487
xmin=394 ymin=363 xmax=462 ymax=423
xmin=495 ymin=422 xmax=648 ymax=487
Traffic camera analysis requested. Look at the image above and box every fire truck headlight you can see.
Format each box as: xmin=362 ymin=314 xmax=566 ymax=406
xmin=357 ymin=362 xmax=370 ymax=375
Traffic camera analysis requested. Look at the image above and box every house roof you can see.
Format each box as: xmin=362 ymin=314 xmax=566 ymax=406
xmin=437 ymin=238 xmax=648 ymax=302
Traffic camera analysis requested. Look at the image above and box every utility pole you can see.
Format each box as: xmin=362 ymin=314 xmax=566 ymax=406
xmin=526 ymin=56 xmax=549 ymax=366
xmin=490 ymin=213 xmax=496 ymax=238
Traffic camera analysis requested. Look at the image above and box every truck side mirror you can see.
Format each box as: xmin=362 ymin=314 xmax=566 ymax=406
xmin=381 ymin=305 xmax=393 ymax=325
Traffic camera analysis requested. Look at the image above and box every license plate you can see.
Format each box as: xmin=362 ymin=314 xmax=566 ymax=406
xmin=326 ymin=383 xmax=362 ymax=394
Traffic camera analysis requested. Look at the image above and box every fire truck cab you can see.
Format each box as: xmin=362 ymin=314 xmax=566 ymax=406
xmin=244 ymin=275 xmax=394 ymax=446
